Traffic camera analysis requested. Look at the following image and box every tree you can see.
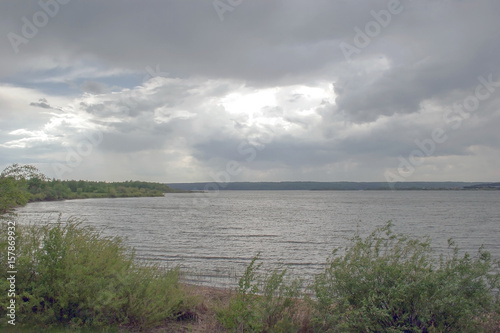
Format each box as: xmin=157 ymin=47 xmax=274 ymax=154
xmin=0 ymin=164 xmax=47 ymax=181
xmin=0 ymin=177 xmax=29 ymax=213
xmin=0 ymin=164 xmax=48 ymax=212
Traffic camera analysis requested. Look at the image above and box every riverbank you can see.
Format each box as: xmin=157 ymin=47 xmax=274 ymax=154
xmin=0 ymin=164 xmax=189 ymax=214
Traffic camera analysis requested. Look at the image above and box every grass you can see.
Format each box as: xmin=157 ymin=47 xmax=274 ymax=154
xmin=1 ymin=217 xmax=499 ymax=332
xmin=0 ymin=214 xmax=196 ymax=331
xmin=216 ymin=254 xmax=306 ymax=332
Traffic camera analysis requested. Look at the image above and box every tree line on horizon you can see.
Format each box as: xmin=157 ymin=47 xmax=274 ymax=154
xmin=167 ymin=180 xmax=492 ymax=191
xmin=0 ymin=164 xmax=179 ymax=214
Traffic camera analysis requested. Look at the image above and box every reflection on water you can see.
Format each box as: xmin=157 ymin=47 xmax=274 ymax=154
xmin=15 ymin=191 xmax=500 ymax=288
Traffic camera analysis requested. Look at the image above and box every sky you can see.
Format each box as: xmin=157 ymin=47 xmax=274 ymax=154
xmin=1 ymin=0 xmax=499 ymax=183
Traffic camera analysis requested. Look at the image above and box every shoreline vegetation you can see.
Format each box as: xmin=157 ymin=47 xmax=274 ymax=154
xmin=0 ymin=164 xmax=188 ymax=215
xmin=1 ymin=217 xmax=499 ymax=332
xmin=1 ymin=165 xmax=500 ymax=332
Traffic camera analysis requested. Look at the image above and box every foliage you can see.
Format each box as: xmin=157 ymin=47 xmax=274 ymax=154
xmin=0 ymin=164 xmax=47 ymax=181
xmin=0 ymin=163 xmax=184 ymax=214
xmin=0 ymin=216 xmax=194 ymax=330
xmin=0 ymin=177 xmax=30 ymax=214
xmin=217 ymin=254 xmax=304 ymax=332
xmin=312 ymin=222 xmax=500 ymax=332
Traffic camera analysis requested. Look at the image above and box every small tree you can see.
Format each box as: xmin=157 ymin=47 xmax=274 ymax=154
xmin=0 ymin=164 xmax=49 ymax=211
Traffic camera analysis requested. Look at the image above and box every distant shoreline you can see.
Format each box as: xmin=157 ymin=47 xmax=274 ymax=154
xmin=167 ymin=181 xmax=500 ymax=192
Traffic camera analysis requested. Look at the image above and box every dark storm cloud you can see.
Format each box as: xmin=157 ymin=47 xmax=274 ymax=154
xmin=332 ymin=1 xmax=500 ymax=122
xmin=0 ymin=0 xmax=392 ymax=84
xmin=1 ymin=0 xmax=499 ymax=181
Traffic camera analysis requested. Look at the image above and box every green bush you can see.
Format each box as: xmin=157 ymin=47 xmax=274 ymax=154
xmin=217 ymin=254 xmax=304 ymax=332
xmin=0 ymin=178 xmax=30 ymax=214
xmin=0 ymin=215 xmax=194 ymax=330
xmin=312 ymin=222 xmax=500 ymax=332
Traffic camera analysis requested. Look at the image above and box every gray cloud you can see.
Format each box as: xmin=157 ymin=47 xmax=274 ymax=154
xmin=80 ymin=81 xmax=109 ymax=95
xmin=29 ymin=98 xmax=51 ymax=109
xmin=1 ymin=0 xmax=499 ymax=181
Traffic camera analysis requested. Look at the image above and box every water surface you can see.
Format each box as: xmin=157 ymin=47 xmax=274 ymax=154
xmin=15 ymin=190 xmax=500 ymax=287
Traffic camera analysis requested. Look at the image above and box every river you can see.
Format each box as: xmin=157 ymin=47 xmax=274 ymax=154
xmin=15 ymin=190 xmax=500 ymax=287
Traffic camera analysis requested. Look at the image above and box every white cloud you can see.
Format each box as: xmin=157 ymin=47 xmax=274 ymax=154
xmin=1 ymin=0 xmax=499 ymax=182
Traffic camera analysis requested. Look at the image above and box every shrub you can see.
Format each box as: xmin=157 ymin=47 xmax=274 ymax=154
xmin=0 ymin=215 xmax=194 ymax=330
xmin=0 ymin=178 xmax=30 ymax=214
xmin=312 ymin=222 xmax=500 ymax=332
xmin=217 ymin=254 xmax=304 ymax=332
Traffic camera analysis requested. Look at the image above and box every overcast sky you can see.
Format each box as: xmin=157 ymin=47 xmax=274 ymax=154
xmin=1 ymin=0 xmax=499 ymax=183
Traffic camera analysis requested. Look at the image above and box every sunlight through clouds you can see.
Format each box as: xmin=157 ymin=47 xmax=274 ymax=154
xmin=1 ymin=1 xmax=499 ymax=181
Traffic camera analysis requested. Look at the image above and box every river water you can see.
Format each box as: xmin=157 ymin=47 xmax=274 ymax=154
xmin=15 ymin=190 xmax=500 ymax=287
